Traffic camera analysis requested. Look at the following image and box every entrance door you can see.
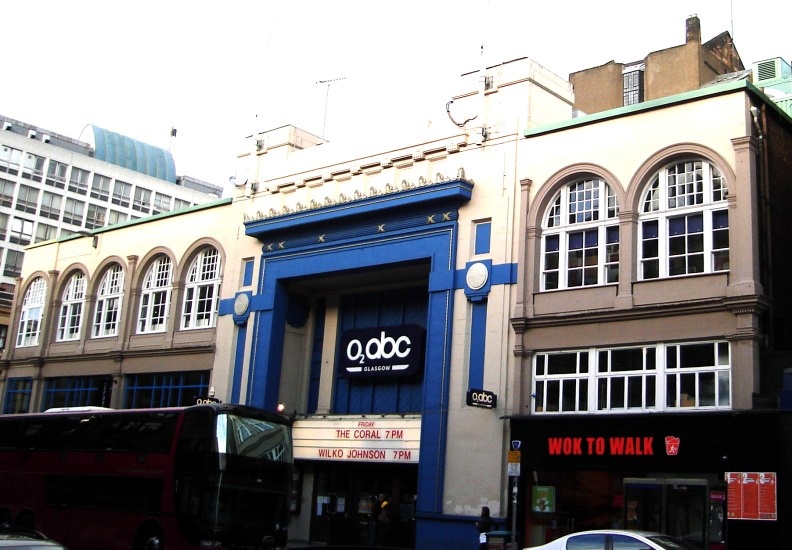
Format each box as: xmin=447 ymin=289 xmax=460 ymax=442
xmin=624 ymin=478 xmax=708 ymax=548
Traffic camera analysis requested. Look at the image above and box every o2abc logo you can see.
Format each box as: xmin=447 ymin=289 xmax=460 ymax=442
xmin=339 ymin=325 xmax=424 ymax=378
xmin=466 ymin=388 xmax=497 ymax=409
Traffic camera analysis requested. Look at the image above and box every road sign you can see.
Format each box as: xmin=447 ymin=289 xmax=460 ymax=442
xmin=508 ymin=450 xmax=521 ymax=463
xmin=508 ymin=462 xmax=521 ymax=477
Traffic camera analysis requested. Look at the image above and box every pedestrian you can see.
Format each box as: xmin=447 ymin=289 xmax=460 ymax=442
xmin=476 ymin=506 xmax=492 ymax=550
xmin=368 ymin=494 xmax=379 ymax=545
xmin=376 ymin=493 xmax=392 ymax=546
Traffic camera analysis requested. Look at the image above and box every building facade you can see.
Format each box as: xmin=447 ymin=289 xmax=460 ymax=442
xmin=570 ymin=15 xmax=744 ymax=115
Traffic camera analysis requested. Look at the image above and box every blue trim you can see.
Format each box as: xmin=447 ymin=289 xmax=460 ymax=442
xmin=468 ymin=301 xmax=488 ymax=389
xmin=230 ymin=324 xmax=247 ymax=404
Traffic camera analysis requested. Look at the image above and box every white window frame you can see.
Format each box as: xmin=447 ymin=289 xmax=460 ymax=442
xmin=541 ymin=178 xmax=619 ymax=291
xmin=57 ymin=272 xmax=86 ymax=341
xmin=639 ymin=160 xmax=729 ymax=280
xmin=16 ymin=277 xmax=46 ymax=347
xmin=138 ymin=256 xmax=172 ymax=333
xmin=532 ymin=341 xmax=731 ymax=414
xmin=92 ymin=265 xmax=124 ymax=338
xmin=181 ymin=247 xmax=222 ymax=330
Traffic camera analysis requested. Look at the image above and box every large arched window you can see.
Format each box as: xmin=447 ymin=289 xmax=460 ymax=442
xmin=57 ymin=271 xmax=86 ymax=341
xmin=138 ymin=256 xmax=172 ymax=333
xmin=92 ymin=264 xmax=125 ymax=338
xmin=181 ymin=246 xmax=222 ymax=329
xmin=639 ymin=159 xmax=728 ymax=279
xmin=16 ymin=277 xmax=46 ymax=347
xmin=541 ymin=178 xmax=619 ymax=290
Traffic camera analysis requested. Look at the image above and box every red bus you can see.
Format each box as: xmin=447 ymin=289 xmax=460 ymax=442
xmin=0 ymin=403 xmax=293 ymax=550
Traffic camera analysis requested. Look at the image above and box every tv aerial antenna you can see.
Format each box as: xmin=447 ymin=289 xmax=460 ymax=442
xmin=317 ymin=77 xmax=346 ymax=138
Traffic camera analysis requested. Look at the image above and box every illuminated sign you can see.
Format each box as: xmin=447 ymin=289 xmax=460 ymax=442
xmin=466 ymin=388 xmax=497 ymax=409
xmin=545 ymin=435 xmax=680 ymax=457
xmin=293 ymin=416 xmax=421 ymax=463
xmin=338 ymin=325 xmax=424 ymax=378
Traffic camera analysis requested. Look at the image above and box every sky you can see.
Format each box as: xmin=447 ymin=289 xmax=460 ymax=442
xmin=1 ymin=1 xmax=790 ymax=195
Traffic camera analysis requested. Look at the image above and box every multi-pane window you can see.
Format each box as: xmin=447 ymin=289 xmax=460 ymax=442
xmin=532 ymin=341 xmax=730 ymax=414
xmin=39 ymin=191 xmax=62 ymax=220
xmin=107 ymin=210 xmax=127 ymax=226
xmin=623 ymin=69 xmax=645 ymax=106
xmin=174 ymin=198 xmax=191 ymax=210
xmin=0 ymin=145 xmax=22 ymax=175
xmin=90 ymin=174 xmax=112 ymax=201
xmin=153 ymin=192 xmax=172 ymax=214
xmin=4 ymin=249 xmax=24 ymax=278
xmin=9 ymin=218 xmax=33 ymax=245
xmin=133 ymin=187 xmax=152 ymax=213
xmin=46 ymin=160 xmax=68 ymax=188
xmin=182 ymin=247 xmax=222 ymax=329
xmin=62 ymin=198 xmax=85 ymax=226
xmin=21 ymin=153 xmax=45 ymax=182
xmin=0 ymin=323 xmax=7 ymax=349
xmin=85 ymin=204 xmax=106 ymax=229
xmin=57 ymin=271 xmax=86 ymax=341
xmin=124 ymin=370 xmax=209 ymax=408
xmin=112 ymin=180 xmax=132 ymax=207
xmin=16 ymin=277 xmax=46 ymax=347
xmin=138 ymin=256 xmax=172 ymax=333
xmin=639 ymin=160 xmax=728 ymax=279
xmin=35 ymin=222 xmax=57 ymax=243
xmin=15 ymin=184 xmax=38 ymax=214
xmin=542 ymin=178 xmax=619 ymax=290
xmin=92 ymin=264 xmax=124 ymax=338
xmin=0 ymin=212 xmax=8 ymax=240
xmin=41 ymin=375 xmax=112 ymax=410
xmin=68 ymin=167 xmax=90 ymax=195
xmin=0 ymin=178 xmax=14 ymax=207
xmin=3 ymin=378 xmax=32 ymax=414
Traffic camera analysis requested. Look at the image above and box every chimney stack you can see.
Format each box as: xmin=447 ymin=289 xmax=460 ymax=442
xmin=686 ymin=15 xmax=701 ymax=44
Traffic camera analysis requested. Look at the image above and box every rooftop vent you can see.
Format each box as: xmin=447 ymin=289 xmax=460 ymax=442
xmin=753 ymin=58 xmax=792 ymax=83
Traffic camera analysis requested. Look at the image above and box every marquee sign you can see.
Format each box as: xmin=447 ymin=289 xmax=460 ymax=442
xmin=338 ymin=325 xmax=424 ymax=378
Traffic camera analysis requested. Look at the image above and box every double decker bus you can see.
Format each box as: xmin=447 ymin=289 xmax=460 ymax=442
xmin=0 ymin=403 xmax=293 ymax=550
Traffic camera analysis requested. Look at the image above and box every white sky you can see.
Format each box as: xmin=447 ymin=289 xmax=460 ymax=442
xmin=1 ymin=1 xmax=789 ymax=194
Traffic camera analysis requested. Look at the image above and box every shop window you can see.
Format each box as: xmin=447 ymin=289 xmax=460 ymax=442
xmin=533 ymin=341 xmax=730 ymax=414
xmin=124 ymin=370 xmax=209 ymax=408
xmin=3 ymin=377 xmax=32 ymax=414
xmin=41 ymin=375 xmax=113 ymax=411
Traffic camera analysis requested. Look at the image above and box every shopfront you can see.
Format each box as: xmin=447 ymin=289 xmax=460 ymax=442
xmin=509 ymin=410 xmax=792 ymax=549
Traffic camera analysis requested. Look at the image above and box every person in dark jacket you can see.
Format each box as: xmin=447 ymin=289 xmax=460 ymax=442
xmin=476 ymin=506 xmax=492 ymax=549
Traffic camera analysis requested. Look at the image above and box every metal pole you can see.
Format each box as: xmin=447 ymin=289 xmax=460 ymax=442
xmin=511 ymin=477 xmax=518 ymax=550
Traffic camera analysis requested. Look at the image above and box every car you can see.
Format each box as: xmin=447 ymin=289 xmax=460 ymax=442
xmin=524 ymin=529 xmax=700 ymax=550
xmin=0 ymin=528 xmax=67 ymax=549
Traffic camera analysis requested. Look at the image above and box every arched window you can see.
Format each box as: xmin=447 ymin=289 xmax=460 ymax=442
xmin=57 ymin=271 xmax=86 ymax=341
xmin=138 ymin=256 xmax=172 ymax=333
xmin=92 ymin=264 xmax=125 ymax=338
xmin=181 ymin=247 xmax=222 ymax=329
xmin=541 ymin=178 xmax=619 ymax=290
xmin=16 ymin=277 xmax=46 ymax=347
xmin=639 ymin=159 xmax=728 ymax=279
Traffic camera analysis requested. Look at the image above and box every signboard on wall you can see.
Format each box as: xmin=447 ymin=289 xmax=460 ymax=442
xmin=338 ymin=325 xmax=424 ymax=378
xmin=293 ymin=416 xmax=421 ymax=463
xmin=726 ymin=472 xmax=777 ymax=521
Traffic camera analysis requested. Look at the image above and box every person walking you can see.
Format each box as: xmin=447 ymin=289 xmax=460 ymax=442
xmin=376 ymin=493 xmax=392 ymax=546
xmin=475 ymin=506 xmax=492 ymax=550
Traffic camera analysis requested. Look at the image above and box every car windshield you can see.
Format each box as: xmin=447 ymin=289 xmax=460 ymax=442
xmin=646 ymin=534 xmax=701 ymax=550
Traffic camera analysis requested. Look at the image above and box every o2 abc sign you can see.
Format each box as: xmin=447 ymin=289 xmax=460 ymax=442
xmin=466 ymin=388 xmax=497 ymax=409
xmin=338 ymin=325 xmax=424 ymax=378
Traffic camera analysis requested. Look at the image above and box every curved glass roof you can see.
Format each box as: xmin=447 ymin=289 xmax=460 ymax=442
xmin=90 ymin=125 xmax=177 ymax=183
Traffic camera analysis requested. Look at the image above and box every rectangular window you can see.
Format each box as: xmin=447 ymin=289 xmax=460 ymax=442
xmin=712 ymin=209 xmax=729 ymax=271
xmin=567 ymin=229 xmax=599 ymax=287
xmin=174 ymin=198 xmax=191 ymax=210
xmin=0 ymin=145 xmax=22 ymax=175
xmin=153 ymin=192 xmax=172 ymax=214
xmin=474 ymin=221 xmax=491 ymax=255
xmin=68 ymin=167 xmax=90 ymax=195
xmin=21 ymin=153 xmax=45 ymax=182
xmin=0 ymin=324 xmax=8 ymax=349
xmin=9 ymin=218 xmax=34 ymax=245
xmin=90 ymin=174 xmax=112 ymax=201
xmin=46 ymin=160 xmax=68 ymax=188
xmin=605 ymin=225 xmax=620 ymax=283
xmin=623 ymin=70 xmax=644 ymax=106
xmin=3 ymin=377 xmax=33 ymax=414
xmin=35 ymin=222 xmax=57 ymax=243
xmin=668 ymin=213 xmax=704 ymax=276
xmin=124 ymin=371 xmax=209 ymax=409
xmin=112 ymin=180 xmax=132 ymax=207
xmin=63 ymin=198 xmax=85 ymax=226
xmin=543 ymin=234 xmax=560 ymax=290
xmin=4 ymin=249 xmax=23 ymax=277
xmin=0 ymin=212 xmax=8 ymax=240
xmin=39 ymin=191 xmax=62 ymax=220
xmin=85 ymin=204 xmax=106 ymax=229
xmin=0 ymin=178 xmax=14 ymax=207
xmin=15 ymin=184 xmax=39 ymax=214
xmin=41 ymin=376 xmax=112 ymax=410
xmin=533 ymin=341 xmax=730 ymax=414
xmin=133 ymin=187 xmax=152 ymax=213
xmin=107 ymin=210 xmax=127 ymax=226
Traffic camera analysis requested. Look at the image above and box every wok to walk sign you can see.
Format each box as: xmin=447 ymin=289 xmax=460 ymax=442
xmin=726 ymin=472 xmax=777 ymax=521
